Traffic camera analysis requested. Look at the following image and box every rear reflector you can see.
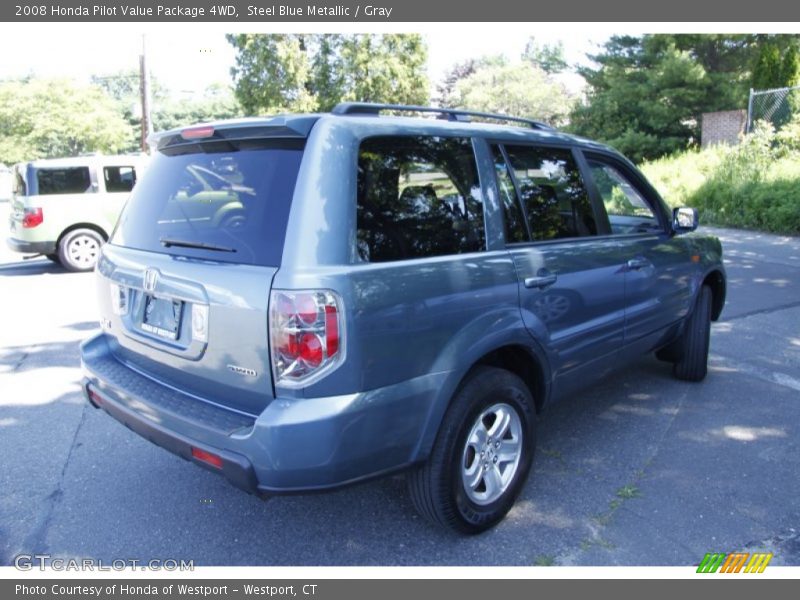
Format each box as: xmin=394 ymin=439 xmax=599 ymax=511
xmin=191 ymin=447 xmax=223 ymax=469
xmin=87 ymin=388 xmax=103 ymax=407
xmin=181 ymin=126 xmax=215 ymax=140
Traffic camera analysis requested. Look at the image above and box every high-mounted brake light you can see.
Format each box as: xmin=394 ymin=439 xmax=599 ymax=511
xmin=22 ymin=207 xmax=43 ymax=228
xmin=270 ymin=290 xmax=344 ymax=387
xmin=181 ymin=126 xmax=215 ymax=140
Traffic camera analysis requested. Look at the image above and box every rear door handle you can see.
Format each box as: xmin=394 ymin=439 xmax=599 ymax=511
xmin=524 ymin=274 xmax=558 ymax=289
xmin=626 ymin=258 xmax=651 ymax=270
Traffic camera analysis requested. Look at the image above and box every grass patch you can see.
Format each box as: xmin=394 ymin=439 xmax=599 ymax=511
xmin=640 ymin=120 xmax=800 ymax=235
xmin=615 ymin=485 xmax=641 ymax=500
xmin=534 ymin=555 xmax=556 ymax=566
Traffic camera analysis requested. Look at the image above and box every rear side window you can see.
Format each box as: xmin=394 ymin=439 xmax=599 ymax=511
xmin=111 ymin=140 xmax=303 ymax=267
xmin=499 ymin=145 xmax=597 ymax=241
xmin=104 ymin=166 xmax=137 ymax=193
xmin=36 ymin=167 xmax=91 ymax=195
xmin=356 ymin=136 xmax=485 ymax=263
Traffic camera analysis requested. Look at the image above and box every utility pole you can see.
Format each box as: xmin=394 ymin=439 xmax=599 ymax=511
xmin=139 ymin=34 xmax=153 ymax=152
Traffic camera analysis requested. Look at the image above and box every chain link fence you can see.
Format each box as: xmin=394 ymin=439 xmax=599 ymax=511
xmin=746 ymin=85 xmax=800 ymax=132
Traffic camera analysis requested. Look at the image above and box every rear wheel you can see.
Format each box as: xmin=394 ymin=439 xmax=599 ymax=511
xmin=672 ymin=285 xmax=712 ymax=382
xmin=58 ymin=228 xmax=104 ymax=272
xmin=408 ymin=366 xmax=536 ymax=534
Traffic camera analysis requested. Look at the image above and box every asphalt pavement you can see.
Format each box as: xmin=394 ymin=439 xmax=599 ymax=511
xmin=1 ymin=207 xmax=798 ymax=567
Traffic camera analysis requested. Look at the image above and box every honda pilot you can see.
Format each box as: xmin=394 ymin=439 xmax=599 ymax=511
xmin=81 ymin=104 xmax=726 ymax=533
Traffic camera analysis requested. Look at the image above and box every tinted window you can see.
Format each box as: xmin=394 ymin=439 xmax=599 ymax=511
xmin=104 ymin=166 xmax=137 ymax=193
xmin=503 ymin=146 xmax=597 ymax=241
xmin=111 ymin=140 xmax=303 ymax=267
xmin=357 ymin=136 xmax=485 ymax=262
xmin=491 ymin=145 xmax=528 ymax=243
xmin=36 ymin=167 xmax=91 ymax=195
xmin=587 ymin=160 xmax=660 ymax=235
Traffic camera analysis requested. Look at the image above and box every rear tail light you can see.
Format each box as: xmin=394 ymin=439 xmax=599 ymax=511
xmin=269 ymin=290 xmax=344 ymax=387
xmin=22 ymin=207 xmax=43 ymax=228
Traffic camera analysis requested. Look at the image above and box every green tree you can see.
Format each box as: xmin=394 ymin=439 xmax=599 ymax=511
xmin=570 ymin=35 xmax=763 ymax=162
xmin=152 ymin=84 xmax=242 ymax=131
xmin=522 ymin=37 xmax=568 ymax=74
xmin=448 ymin=60 xmax=574 ymax=126
xmin=752 ymin=38 xmax=800 ymax=89
xmin=0 ymin=78 xmax=135 ymax=164
xmin=226 ymin=34 xmax=429 ymax=114
xmin=436 ymin=56 xmax=505 ymax=107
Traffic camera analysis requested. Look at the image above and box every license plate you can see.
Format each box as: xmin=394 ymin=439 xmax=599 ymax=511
xmin=141 ymin=295 xmax=183 ymax=340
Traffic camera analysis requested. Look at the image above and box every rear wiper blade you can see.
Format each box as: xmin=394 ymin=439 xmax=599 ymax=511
xmin=160 ymin=237 xmax=237 ymax=253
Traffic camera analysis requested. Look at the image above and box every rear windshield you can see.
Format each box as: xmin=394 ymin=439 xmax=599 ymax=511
xmin=111 ymin=139 xmax=304 ymax=267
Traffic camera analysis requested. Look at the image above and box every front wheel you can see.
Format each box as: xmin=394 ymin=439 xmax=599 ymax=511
xmin=408 ymin=366 xmax=537 ymax=534
xmin=672 ymin=285 xmax=712 ymax=382
xmin=58 ymin=228 xmax=104 ymax=272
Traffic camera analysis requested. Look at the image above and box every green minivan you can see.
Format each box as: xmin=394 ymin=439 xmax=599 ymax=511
xmin=7 ymin=155 xmax=145 ymax=271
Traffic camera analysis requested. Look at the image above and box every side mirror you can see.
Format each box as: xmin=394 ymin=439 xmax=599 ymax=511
xmin=672 ymin=207 xmax=698 ymax=233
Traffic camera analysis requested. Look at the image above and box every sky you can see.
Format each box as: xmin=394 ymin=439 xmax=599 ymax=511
xmin=0 ymin=24 xmax=614 ymax=97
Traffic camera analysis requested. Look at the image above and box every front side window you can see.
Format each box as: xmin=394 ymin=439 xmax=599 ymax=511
xmin=104 ymin=166 xmax=137 ymax=193
xmin=502 ymin=145 xmax=597 ymax=241
xmin=357 ymin=136 xmax=485 ymax=262
xmin=36 ymin=167 xmax=91 ymax=195
xmin=587 ymin=159 xmax=660 ymax=235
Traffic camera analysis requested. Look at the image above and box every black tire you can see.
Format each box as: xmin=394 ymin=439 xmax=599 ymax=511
xmin=45 ymin=254 xmax=61 ymax=265
xmin=57 ymin=228 xmax=104 ymax=272
xmin=672 ymin=285 xmax=712 ymax=382
xmin=408 ymin=366 xmax=536 ymax=534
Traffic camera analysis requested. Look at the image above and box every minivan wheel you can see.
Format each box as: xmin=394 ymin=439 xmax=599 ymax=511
xmin=58 ymin=228 xmax=104 ymax=272
xmin=672 ymin=285 xmax=712 ymax=382
xmin=408 ymin=366 xmax=536 ymax=534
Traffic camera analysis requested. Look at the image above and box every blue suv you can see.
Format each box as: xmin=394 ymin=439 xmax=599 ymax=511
xmin=81 ymin=103 xmax=726 ymax=533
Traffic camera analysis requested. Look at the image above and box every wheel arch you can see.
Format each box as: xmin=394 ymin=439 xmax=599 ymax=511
xmin=57 ymin=223 xmax=109 ymax=248
xmin=412 ymin=338 xmax=551 ymax=464
xmin=702 ymin=268 xmax=726 ymax=321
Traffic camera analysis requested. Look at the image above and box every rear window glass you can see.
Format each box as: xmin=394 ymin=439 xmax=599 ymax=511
xmin=36 ymin=167 xmax=92 ymax=195
xmin=111 ymin=140 xmax=304 ymax=267
xmin=356 ymin=135 xmax=485 ymax=263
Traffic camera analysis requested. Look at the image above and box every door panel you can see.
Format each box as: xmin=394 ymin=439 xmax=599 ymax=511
xmin=582 ymin=155 xmax=695 ymax=343
xmin=490 ymin=142 xmax=626 ymax=377
xmin=511 ymin=240 xmax=626 ymax=375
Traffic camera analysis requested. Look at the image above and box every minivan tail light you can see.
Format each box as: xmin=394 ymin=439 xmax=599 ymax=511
xmin=22 ymin=207 xmax=43 ymax=228
xmin=270 ymin=290 xmax=344 ymax=387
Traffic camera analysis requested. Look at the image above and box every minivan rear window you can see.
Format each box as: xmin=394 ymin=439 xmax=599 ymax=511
xmin=111 ymin=139 xmax=304 ymax=267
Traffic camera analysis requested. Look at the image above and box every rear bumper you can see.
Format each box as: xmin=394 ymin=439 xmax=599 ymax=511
xmin=6 ymin=236 xmax=56 ymax=255
xmin=81 ymin=333 xmax=442 ymax=495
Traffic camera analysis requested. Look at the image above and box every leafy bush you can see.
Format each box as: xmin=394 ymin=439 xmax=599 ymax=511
xmin=640 ymin=120 xmax=800 ymax=234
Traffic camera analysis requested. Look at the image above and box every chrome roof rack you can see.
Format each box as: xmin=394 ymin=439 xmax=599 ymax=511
xmin=331 ymin=102 xmax=555 ymax=131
